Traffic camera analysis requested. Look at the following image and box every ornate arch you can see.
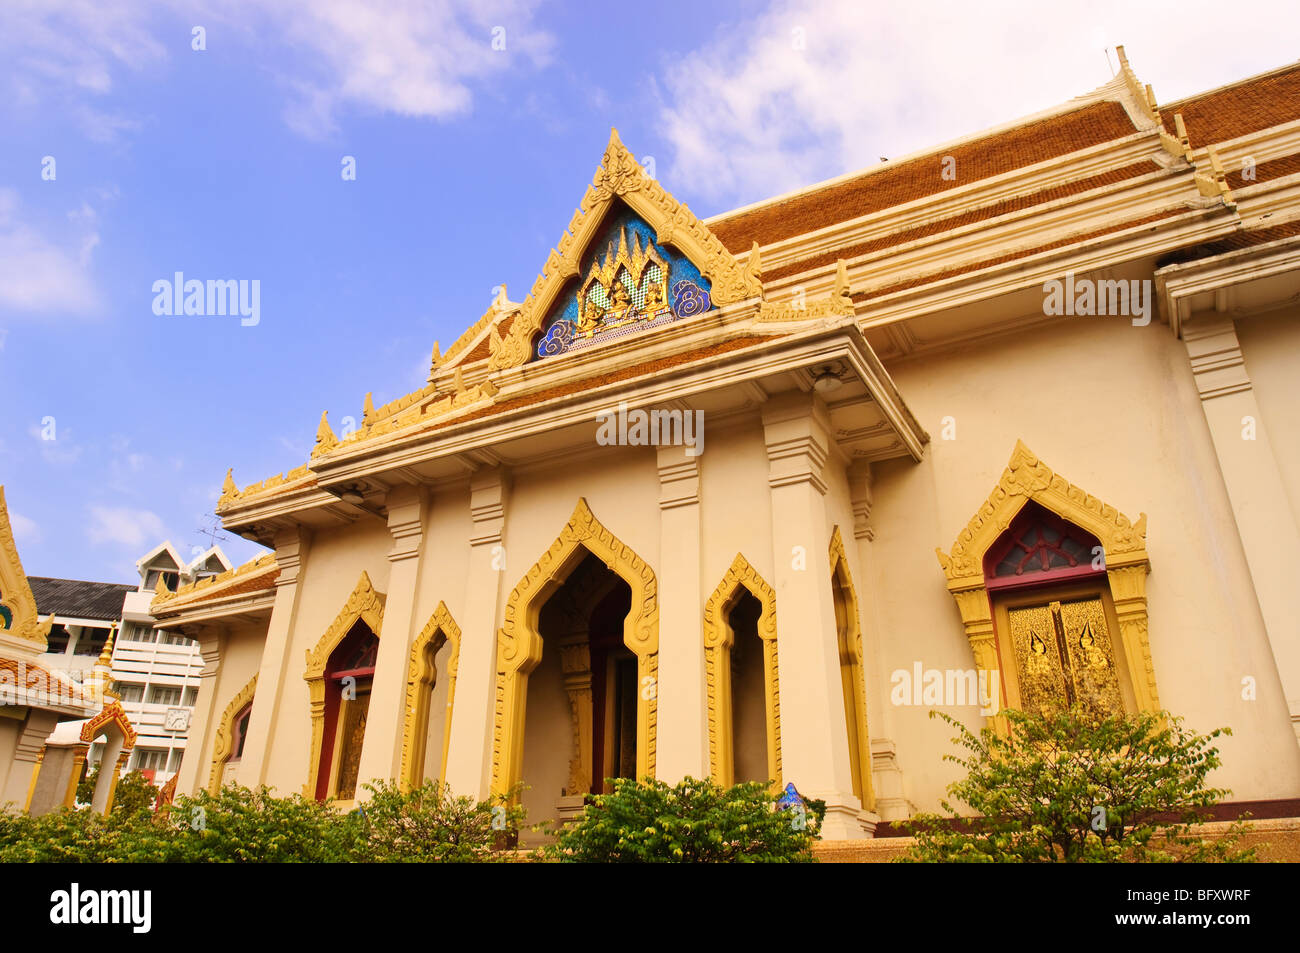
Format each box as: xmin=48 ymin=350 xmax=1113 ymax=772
xmin=703 ymin=553 xmax=781 ymax=788
xmin=399 ymin=602 xmax=462 ymax=791
xmin=303 ymin=571 xmax=385 ymax=798
xmin=491 ymin=498 xmax=658 ymax=796
xmin=208 ymin=673 xmax=257 ymax=794
xmin=936 ymin=441 xmax=1159 ymax=722
xmin=78 ymin=700 xmax=137 ymax=815
xmin=829 ymin=526 xmax=874 ymax=810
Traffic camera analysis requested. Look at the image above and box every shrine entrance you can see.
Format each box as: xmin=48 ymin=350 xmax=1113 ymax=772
xmin=520 ymin=550 xmax=635 ymax=828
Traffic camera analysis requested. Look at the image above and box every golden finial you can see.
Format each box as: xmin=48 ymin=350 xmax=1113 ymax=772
xmin=96 ymin=622 xmax=117 ymax=672
xmin=313 ymin=410 xmax=338 ymax=456
xmin=220 ymin=468 xmax=237 ymax=502
xmin=155 ymin=573 xmax=169 ymax=597
xmin=453 ymin=365 xmax=466 ymax=394
xmin=834 ymin=259 xmax=852 ymax=302
xmin=748 ymin=241 xmax=763 ymax=283
xmin=362 ymin=391 xmax=374 ymax=423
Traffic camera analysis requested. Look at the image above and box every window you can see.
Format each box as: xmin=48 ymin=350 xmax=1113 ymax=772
xmin=133 ymin=748 xmax=167 ymax=772
xmin=231 ymin=704 xmax=253 ymax=763
xmin=114 ymin=682 xmax=145 ymax=703
xmin=73 ymin=627 xmax=109 ymax=656
xmin=45 ymin=624 xmax=70 ymax=654
xmin=148 ymin=685 xmax=183 ymax=706
xmin=182 ymin=686 xmax=198 ymax=706
xmin=161 ymin=632 xmax=190 ymax=646
xmin=124 ymin=623 xmax=156 ymax=643
xmin=985 ymin=503 xmax=1131 ymax=720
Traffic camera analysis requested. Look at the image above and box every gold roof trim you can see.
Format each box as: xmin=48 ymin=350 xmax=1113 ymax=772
xmin=151 ymin=551 xmax=278 ymax=611
xmin=0 ymin=486 xmax=55 ymax=648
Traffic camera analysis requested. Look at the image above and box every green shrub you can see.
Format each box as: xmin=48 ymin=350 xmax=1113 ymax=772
xmin=356 ymin=780 xmax=525 ymax=862
xmin=0 ymin=807 xmax=123 ymax=863
xmin=900 ymin=707 xmax=1255 ymax=863
xmin=539 ymin=776 xmax=817 ymax=863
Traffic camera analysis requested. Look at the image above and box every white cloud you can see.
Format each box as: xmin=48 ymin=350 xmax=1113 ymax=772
xmin=87 ymin=505 xmax=168 ymax=547
xmin=1 ymin=1 xmax=554 ymax=141
xmin=0 ymin=189 xmax=100 ymax=316
xmin=9 ymin=511 xmax=41 ymax=544
xmin=657 ymin=0 xmax=1300 ymax=207
xmin=28 ymin=419 xmax=83 ymax=464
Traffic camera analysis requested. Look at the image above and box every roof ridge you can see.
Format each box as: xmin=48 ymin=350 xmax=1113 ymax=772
xmin=1159 ymin=58 xmax=1300 ymax=110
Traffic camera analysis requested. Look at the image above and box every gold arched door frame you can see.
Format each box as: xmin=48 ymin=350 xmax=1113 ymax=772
xmin=208 ymin=674 xmax=257 ymax=794
xmin=491 ymin=498 xmax=658 ymax=797
xmin=829 ymin=526 xmax=874 ymax=810
xmin=703 ymin=553 xmax=781 ymax=789
xmin=399 ymin=602 xmax=462 ymax=791
xmin=936 ymin=441 xmax=1159 ymax=729
xmin=302 ymin=571 xmax=385 ymax=798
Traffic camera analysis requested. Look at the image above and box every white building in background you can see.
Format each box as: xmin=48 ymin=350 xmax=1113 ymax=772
xmin=34 ymin=541 xmax=232 ymax=784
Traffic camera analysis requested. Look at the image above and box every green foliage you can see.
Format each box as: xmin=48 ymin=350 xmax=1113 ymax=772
xmin=356 ymin=780 xmax=525 ymax=862
xmin=539 ymin=776 xmax=818 ymax=863
xmin=900 ymin=707 xmax=1256 ymax=863
xmin=73 ymin=766 xmax=158 ymax=817
xmin=0 ymin=781 xmax=528 ymax=862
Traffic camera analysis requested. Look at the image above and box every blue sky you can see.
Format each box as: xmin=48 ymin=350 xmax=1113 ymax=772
xmin=2 ymin=0 xmax=1297 ymax=582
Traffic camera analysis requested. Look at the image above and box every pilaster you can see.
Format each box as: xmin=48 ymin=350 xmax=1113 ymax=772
xmin=761 ymin=392 xmax=868 ymax=838
xmin=358 ymin=485 xmax=428 ymax=792
xmin=444 ymin=467 xmax=511 ymax=798
xmin=655 ymin=444 xmax=706 ymax=781
xmin=238 ymin=527 xmax=310 ymax=788
xmin=0 ymin=709 xmax=58 ymax=809
xmin=176 ymin=631 xmax=224 ymax=796
xmin=1183 ymin=315 xmax=1300 ymax=739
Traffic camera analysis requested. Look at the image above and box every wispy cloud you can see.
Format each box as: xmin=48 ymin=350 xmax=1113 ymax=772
xmin=87 ymin=504 xmax=168 ymax=547
xmin=8 ymin=511 xmax=41 ymax=544
xmin=657 ymin=0 xmax=1300 ymax=207
xmin=2 ymin=1 xmax=554 ymax=141
xmin=0 ymin=189 xmax=100 ymax=316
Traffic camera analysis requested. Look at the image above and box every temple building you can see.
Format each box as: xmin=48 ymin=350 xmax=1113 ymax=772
xmin=151 ymin=51 xmax=1300 ymax=840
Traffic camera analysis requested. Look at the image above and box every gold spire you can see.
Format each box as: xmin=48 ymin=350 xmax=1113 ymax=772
xmin=362 ymin=391 xmax=374 ymax=423
xmin=313 ymin=410 xmax=338 ymax=456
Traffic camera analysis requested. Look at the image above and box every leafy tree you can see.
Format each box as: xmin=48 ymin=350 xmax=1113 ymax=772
xmin=539 ymin=776 xmax=817 ymax=863
xmin=901 ymin=707 xmax=1255 ymax=862
xmin=74 ymin=766 xmax=158 ymax=816
xmin=355 ymin=780 xmax=525 ymax=862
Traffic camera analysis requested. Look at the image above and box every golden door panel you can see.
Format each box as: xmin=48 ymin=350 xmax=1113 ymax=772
xmin=1006 ymin=595 xmax=1124 ymax=718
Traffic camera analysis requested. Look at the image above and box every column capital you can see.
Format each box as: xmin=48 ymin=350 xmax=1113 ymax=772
xmin=657 ymin=444 xmax=700 ymax=509
xmin=470 ymin=466 xmax=511 ymax=547
xmin=1182 ymin=315 xmax=1251 ymax=401
xmin=762 ymin=391 xmax=832 ymax=494
xmin=386 ymin=485 xmax=426 ymax=563
xmin=271 ymin=527 xmax=310 ymax=586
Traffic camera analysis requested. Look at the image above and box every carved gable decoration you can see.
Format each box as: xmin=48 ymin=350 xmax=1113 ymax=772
xmin=487 ymin=129 xmax=762 ymax=370
xmin=534 ymin=208 xmax=712 ymax=359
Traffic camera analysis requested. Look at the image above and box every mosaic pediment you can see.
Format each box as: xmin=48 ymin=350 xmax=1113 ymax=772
xmin=534 ymin=209 xmax=712 ymax=360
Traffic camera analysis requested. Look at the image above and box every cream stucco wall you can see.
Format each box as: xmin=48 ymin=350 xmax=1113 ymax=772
xmin=1236 ymin=306 xmax=1300 ymax=529
xmin=871 ymin=314 xmax=1300 ymax=809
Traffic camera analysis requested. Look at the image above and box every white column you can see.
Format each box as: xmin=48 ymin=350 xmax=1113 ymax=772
xmin=238 ymin=528 xmax=310 ymax=788
xmin=654 ymin=444 xmax=706 ymax=782
xmin=762 ymin=392 xmax=868 ymax=839
xmin=176 ymin=631 xmax=222 ymax=795
xmin=1184 ymin=316 xmax=1300 ymax=741
xmin=444 ymin=467 xmax=510 ymax=798
xmin=357 ymin=486 xmax=427 ymax=792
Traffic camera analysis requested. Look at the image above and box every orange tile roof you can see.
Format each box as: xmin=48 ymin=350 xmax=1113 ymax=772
xmin=766 ymin=160 xmax=1160 ymax=282
xmin=1160 ymin=63 xmax=1300 ymax=149
xmin=856 ymin=208 xmax=1182 ymax=301
xmin=462 ymin=313 xmax=518 ymax=364
xmin=710 ymin=101 xmax=1139 ymax=253
xmin=1227 ymin=152 xmax=1300 ymax=190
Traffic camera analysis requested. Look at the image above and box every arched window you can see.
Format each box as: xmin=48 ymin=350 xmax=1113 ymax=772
xmin=318 ymin=622 xmax=378 ymax=801
xmin=984 ymin=501 xmax=1133 ymax=719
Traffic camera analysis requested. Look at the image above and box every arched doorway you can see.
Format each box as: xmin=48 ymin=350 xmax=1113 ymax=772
xmin=520 ymin=551 xmax=636 ymax=826
xmin=492 ymin=499 xmax=659 ymax=805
